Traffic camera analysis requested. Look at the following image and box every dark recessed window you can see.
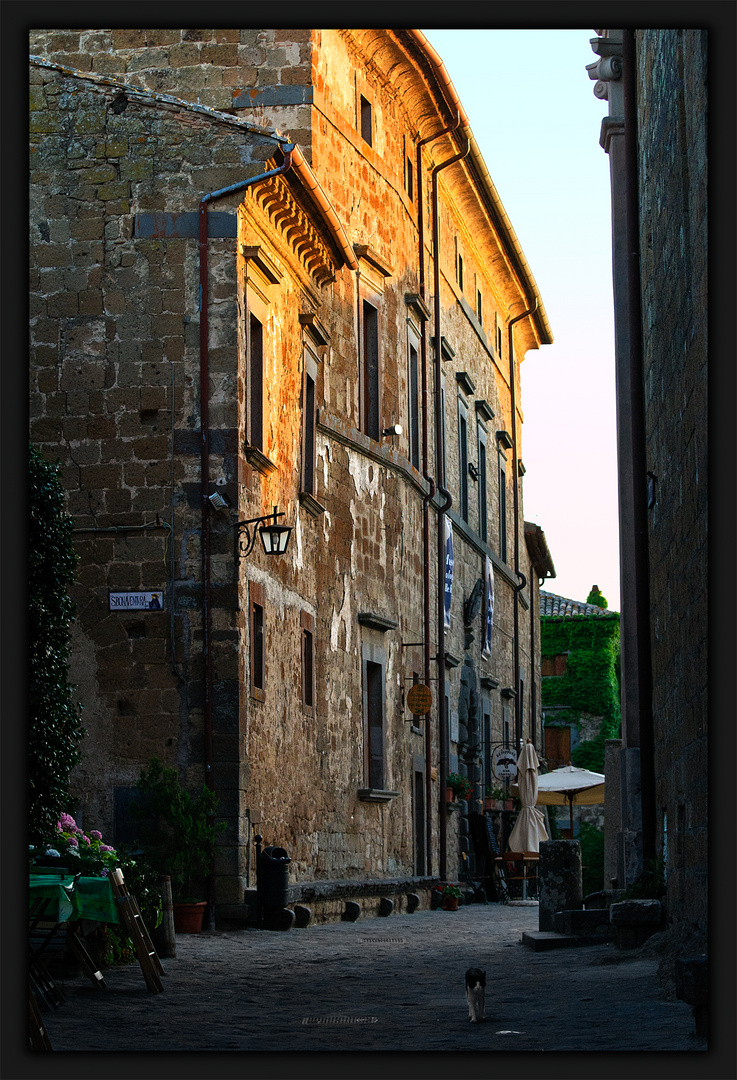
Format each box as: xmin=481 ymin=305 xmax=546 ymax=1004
xmin=498 ymin=453 xmax=507 ymax=562
xmin=366 ymin=660 xmax=384 ymax=788
xmin=457 ymin=252 xmax=464 ymax=293
xmin=301 ymin=353 xmax=317 ymax=497
xmin=406 ymin=156 xmax=413 ymax=201
xmin=477 ymin=422 xmax=488 ymax=542
xmin=458 ymin=397 xmax=469 ymax=522
xmin=361 ymin=299 xmax=380 ymax=440
xmin=248 ymin=313 xmax=263 ymax=450
xmin=301 ymin=610 xmax=316 ymax=716
xmin=360 ymin=95 xmax=372 ymax=146
xmin=250 ymin=582 xmax=266 ymax=701
xmin=477 ymin=289 xmax=483 ymax=326
xmin=408 ymin=339 xmax=419 ymax=470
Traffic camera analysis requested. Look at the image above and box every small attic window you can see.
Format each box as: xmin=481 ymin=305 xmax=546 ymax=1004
xmin=360 ymin=95 xmax=373 ymax=146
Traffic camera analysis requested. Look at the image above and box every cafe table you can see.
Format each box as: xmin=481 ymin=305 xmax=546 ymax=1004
xmin=29 ymin=870 xmax=119 ymax=1005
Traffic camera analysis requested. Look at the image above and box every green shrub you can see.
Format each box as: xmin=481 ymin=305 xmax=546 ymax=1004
xmin=132 ymin=757 xmax=226 ymax=901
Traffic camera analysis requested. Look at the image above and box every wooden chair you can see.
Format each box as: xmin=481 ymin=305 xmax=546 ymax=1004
xmin=109 ymin=869 xmax=165 ymax=994
xmin=494 ymin=852 xmax=540 ymax=900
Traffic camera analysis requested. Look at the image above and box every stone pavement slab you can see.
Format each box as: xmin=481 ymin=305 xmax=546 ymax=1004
xmin=39 ymin=903 xmax=706 ymax=1055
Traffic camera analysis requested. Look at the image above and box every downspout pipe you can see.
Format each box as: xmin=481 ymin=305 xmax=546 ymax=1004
xmin=416 ymin=114 xmax=461 ymax=876
xmin=507 ymin=300 xmax=536 ymax=745
xmin=198 ymin=149 xmax=295 ymax=927
xmin=431 ymin=138 xmax=470 ymax=880
xmin=622 ymin=29 xmax=655 ymax=867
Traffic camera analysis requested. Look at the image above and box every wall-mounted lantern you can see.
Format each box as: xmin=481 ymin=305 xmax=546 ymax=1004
xmin=236 ymin=505 xmax=292 ymax=559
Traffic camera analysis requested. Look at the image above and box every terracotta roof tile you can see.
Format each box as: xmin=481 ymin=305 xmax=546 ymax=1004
xmin=539 ymin=590 xmax=619 ymax=618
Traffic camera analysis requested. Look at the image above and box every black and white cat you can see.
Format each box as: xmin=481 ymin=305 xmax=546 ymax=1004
xmin=465 ymin=967 xmax=486 ymax=1022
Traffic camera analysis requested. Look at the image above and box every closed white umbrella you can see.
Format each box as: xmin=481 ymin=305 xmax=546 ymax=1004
xmin=535 ymin=765 xmax=606 ymax=835
xmin=507 ymin=741 xmax=548 ymax=853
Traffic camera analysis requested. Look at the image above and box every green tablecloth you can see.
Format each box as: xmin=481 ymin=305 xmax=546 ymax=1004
xmin=29 ymin=873 xmax=119 ymax=925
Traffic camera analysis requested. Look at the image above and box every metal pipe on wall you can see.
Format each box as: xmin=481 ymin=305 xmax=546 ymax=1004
xmin=431 ymin=138 xmax=470 ymax=879
xmin=507 ymin=301 xmax=536 ymax=745
xmin=416 ymin=116 xmax=460 ymax=876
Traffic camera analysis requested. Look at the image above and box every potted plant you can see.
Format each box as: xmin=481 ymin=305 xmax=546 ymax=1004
xmin=485 ymin=783 xmax=514 ymax=811
xmin=132 ymin=757 xmax=226 ymax=933
xmin=446 ymin=773 xmax=473 ymax=802
xmin=436 ymin=882 xmax=463 ymax=911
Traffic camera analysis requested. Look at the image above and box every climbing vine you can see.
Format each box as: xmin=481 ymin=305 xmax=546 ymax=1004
xmin=29 ymin=445 xmax=86 ymax=844
xmin=541 ymin=616 xmax=621 ymax=773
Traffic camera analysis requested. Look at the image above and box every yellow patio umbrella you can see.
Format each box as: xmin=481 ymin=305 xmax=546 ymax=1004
xmin=535 ymin=765 xmax=606 ymax=836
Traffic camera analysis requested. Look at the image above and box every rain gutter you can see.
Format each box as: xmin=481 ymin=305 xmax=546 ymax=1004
xmin=507 ymin=300 xmax=537 ymax=746
xmin=405 ymin=29 xmax=553 ymax=348
xmin=416 ymin=114 xmax=461 ymax=877
xmin=432 ymin=138 xmax=471 ymax=880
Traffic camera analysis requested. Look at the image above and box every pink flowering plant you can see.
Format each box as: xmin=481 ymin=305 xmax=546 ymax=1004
xmin=32 ymin=812 xmax=120 ymax=877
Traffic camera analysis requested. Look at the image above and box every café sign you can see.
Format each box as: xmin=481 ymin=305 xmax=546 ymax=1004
xmin=492 ymin=745 xmax=518 ymax=781
xmin=109 ymin=591 xmax=164 ymax=611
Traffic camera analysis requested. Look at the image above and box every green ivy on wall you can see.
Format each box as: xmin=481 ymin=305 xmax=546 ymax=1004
xmin=541 ymin=616 xmax=621 ymax=774
xmin=29 ymin=445 xmax=86 ymax=844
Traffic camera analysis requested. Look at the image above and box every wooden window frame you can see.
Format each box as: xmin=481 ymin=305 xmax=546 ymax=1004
xmin=249 ymin=581 xmax=266 ymax=702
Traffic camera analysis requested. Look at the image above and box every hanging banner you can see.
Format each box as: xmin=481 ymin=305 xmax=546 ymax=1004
xmin=482 ymin=556 xmax=494 ymax=659
xmin=443 ymin=516 xmax=454 ymax=628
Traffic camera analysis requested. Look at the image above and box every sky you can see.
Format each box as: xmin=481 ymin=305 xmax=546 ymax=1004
xmin=422 ymin=29 xmax=621 ymax=612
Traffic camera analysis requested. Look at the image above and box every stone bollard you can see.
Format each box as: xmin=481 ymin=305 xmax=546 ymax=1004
xmin=538 ymin=840 xmax=583 ymax=932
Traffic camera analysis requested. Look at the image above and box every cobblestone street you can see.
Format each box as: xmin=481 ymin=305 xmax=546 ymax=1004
xmin=34 ymin=902 xmax=707 ymax=1066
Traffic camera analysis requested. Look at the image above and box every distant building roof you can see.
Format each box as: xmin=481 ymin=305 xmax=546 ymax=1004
xmin=540 ymin=590 xmax=619 ymax=618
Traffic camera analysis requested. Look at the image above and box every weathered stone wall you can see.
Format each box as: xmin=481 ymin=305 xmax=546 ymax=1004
xmin=635 ymin=30 xmax=707 ymax=937
xmin=29 ymin=29 xmax=550 ymax=902
xmin=29 ymin=29 xmax=316 ymax=148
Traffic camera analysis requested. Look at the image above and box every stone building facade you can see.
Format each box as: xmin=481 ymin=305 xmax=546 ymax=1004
xmin=29 ymin=29 xmax=553 ymax=915
xmin=589 ymin=30 xmax=707 ymax=948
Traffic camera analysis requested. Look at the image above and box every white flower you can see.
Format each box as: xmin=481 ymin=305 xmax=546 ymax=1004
xmin=45 ymin=848 xmax=61 ymax=858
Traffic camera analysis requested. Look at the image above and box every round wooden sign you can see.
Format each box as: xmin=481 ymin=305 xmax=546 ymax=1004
xmin=407 ymin=683 xmax=433 ymax=716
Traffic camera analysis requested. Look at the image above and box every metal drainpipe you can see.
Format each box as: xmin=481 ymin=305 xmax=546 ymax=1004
xmin=622 ymin=29 xmax=655 ymax=866
xmin=507 ymin=300 xmax=536 ymax=746
xmin=198 ymin=149 xmax=294 ymax=928
xmin=431 ymin=137 xmax=470 ymax=880
xmin=416 ymin=115 xmax=460 ymax=877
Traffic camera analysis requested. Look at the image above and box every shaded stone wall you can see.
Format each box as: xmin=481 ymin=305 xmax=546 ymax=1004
xmin=635 ymin=30 xmax=707 ymax=936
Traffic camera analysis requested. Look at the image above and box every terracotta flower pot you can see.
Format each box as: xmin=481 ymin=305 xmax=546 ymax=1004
xmin=445 ymin=787 xmax=454 ymax=803
xmin=442 ymin=897 xmax=459 ymax=911
xmin=172 ymin=901 xmax=207 ymax=933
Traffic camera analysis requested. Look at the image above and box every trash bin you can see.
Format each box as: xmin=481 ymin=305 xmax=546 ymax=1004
xmin=258 ymin=846 xmax=291 ymax=910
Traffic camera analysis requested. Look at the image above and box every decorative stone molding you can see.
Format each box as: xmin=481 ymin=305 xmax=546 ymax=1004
xmin=357 ymin=612 xmax=398 ymax=632
xmin=357 ymin=788 xmax=400 ymax=803
xmin=248 ymin=172 xmax=338 ymax=287
xmin=354 ymin=244 xmax=393 ymax=278
xmin=404 ymin=292 xmax=432 ymax=322
xmin=243 ymin=445 xmax=277 ymax=475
